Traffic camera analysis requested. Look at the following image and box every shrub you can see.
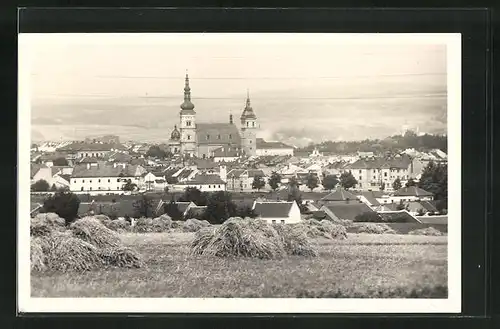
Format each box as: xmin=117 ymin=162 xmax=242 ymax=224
xmin=30 ymin=213 xmax=65 ymax=237
xmin=319 ymin=220 xmax=348 ymax=239
xmin=191 ymin=217 xmax=285 ymax=259
xmin=354 ymin=223 xmax=396 ymax=234
xmin=70 ymin=217 xmax=121 ymax=248
xmin=41 ymin=191 xmax=80 ymax=224
xmin=45 ymin=231 xmax=103 ymax=272
xmin=99 ymin=246 xmax=143 ymax=268
xmin=183 ymin=218 xmax=211 ymax=232
xmin=408 ymin=227 xmax=443 ymax=236
xmin=31 ymin=179 xmax=50 ymax=192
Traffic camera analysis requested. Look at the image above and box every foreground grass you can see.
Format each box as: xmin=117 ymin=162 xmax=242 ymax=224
xmin=31 ymin=232 xmax=447 ymax=298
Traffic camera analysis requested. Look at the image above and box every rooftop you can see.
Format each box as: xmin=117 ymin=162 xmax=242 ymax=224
xmin=393 ymin=186 xmax=434 ymax=197
xmin=253 ymin=201 xmax=294 ymax=218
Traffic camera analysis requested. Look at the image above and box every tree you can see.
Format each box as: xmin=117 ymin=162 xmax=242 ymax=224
xmin=146 ymin=145 xmax=167 ymax=159
xmin=406 ymin=178 xmax=417 ymax=187
xmin=236 ymin=205 xmax=258 ymax=219
xmin=322 ymin=175 xmax=339 ymax=191
xmin=203 ymin=191 xmax=238 ymax=224
xmin=339 ymin=172 xmax=357 ymax=190
xmin=41 ymin=191 xmax=81 ymax=224
xmin=133 ymin=194 xmax=154 ymax=218
xmin=392 ymin=178 xmax=402 ymax=191
xmin=354 ymin=212 xmax=382 ymax=222
xmin=306 ymin=173 xmax=319 ymax=192
xmin=122 ymin=179 xmax=137 ymax=192
xmin=268 ymin=172 xmax=282 ymax=191
xmin=163 ymin=200 xmax=184 ymax=221
xmin=178 ymin=187 xmax=209 ymax=206
xmin=31 ymin=179 xmax=50 ymax=192
xmin=380 ymin=182 xmax=386 ymax=191
xmin=53 ymin=157 xmax=69 ymax=166
xmin=418 ymin=161 xmax=448 ymax=211
xmin=251 ymin=175 xmax=266 ymax=191
xmin=50 ymin=184 xmax=58 ymax=192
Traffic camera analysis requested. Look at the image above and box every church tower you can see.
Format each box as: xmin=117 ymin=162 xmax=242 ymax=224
xmin=179 ymin=72 xmax=197 ymax=157
xmin=240 ymin=90 xmax=258 ymax=156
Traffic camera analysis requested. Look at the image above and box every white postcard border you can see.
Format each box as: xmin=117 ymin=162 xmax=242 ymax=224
xmin=18 ymin=33 xmax=461 ymax=314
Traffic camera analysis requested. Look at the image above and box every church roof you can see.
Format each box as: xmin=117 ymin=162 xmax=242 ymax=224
xmin=196 ymin=123 xmax=242 ymax=145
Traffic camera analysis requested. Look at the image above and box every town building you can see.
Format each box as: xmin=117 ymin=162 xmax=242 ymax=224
xmin=255 ymin=138 xmax=294 ymax=156
xmin=252 ymin=201 xmax=302 ymax=224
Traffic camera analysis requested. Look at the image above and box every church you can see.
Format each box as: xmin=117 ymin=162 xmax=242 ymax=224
xmin=168 ymin=73 xmax=258 ymax=159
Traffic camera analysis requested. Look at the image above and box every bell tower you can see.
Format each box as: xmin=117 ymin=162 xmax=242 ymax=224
xmin=179 ymin=71 xmax=197 ymax=157
xmin=240 ymin=89 xmax=258 ymax=156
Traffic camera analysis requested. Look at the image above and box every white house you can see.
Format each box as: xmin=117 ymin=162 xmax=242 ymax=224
xmin=212 ymin=146 xmax=240 ymax=162
xmin=171 ymin=174 xmax=227 ymax=192
xmin=256 ymin=138 xmax=294 ymax=156
xmin=389 ymin=186 xmax=434 ymax=203
xmin=69 ymin=162 xmax=146 ymax=194
xmin=226 ymin=169 xmax=267 ymax=191
xmin=252 ymin=200 xmax=302 ymax=224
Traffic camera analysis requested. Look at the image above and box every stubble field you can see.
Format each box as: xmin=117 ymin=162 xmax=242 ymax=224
xmin=31 ymin=232 xmax=448 ymax=298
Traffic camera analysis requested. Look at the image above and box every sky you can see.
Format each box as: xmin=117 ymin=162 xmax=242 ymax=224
xmin=22 ymin=33 xmax=449 ymax=146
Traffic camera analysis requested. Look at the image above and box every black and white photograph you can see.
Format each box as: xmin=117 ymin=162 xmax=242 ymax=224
xmin=18 ymin=33 xmax=461 ymax=313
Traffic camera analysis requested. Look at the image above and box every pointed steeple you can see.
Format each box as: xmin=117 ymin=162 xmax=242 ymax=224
xmin=241 ymin=89 xmax=257 ymax=121
xmin=180 ymin=70 xmax=195 ymax=113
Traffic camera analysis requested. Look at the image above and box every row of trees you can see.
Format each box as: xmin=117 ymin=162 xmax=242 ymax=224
xmin=31 ymin=179 xmax=69 ymax=192
xmin=296 ymin=131 xmax=447 ymax=154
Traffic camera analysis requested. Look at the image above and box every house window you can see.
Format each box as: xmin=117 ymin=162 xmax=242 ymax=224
xmin=81 ymin=187 xmax=84 ymax=191
xmin=253 ymin=122 xmax=255 ymax=127
xmin=206 ymin=135 xmax=210 ymax=140
xmin=384 ymin=172 xmax=387 ymax=177
xmin=187 ymin=135 xmax=191 ymax=140
xmin=90 ymin=187 xmax=92 ymax=191
xmin=217 ymin=134 xmax=221 ymax=140
xmin=247 ymin=122 xmax=250 ymax=127
xmin=281 ymin=220 xmax=285 ymax=224
xmin=90 ymin=180 xmax=92 ymax=183
xmin=250 ymin=140 xmax=252 ymax=144
xmin=98 ymin=179 xmax=101 ymax=183
xmin=218 ymin=185 xmax=221 ymax=188
xmin=229 ymin=134 xmax=232 ymax=139
xmin=73 ymin=180 xmax=76 ymax=183
xmin=359 ymin=170 xmax=362 ymax=174
xmin=359 ymin=176 xmax=362 ymax=180
xmin=98 ymin=187 xmax=101 ymax=190
xmin=272 ymin=220 xmax=276 ymax=224
xmin=186 ymin=121 xmax=191 ymax=126
xmin=108 ymin=179 xmax=110 ymax=182
xmin=82 ymin=179 xmax=85 ymax=183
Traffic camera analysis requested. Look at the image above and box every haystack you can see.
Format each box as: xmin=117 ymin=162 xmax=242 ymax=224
xmin=183 ymin=218 xmax=211 ymax=232
xmin=272 ymin=224 xmax=318 ymax=257
xmin=354 ymin=223 xmax=396 ymax=234
xmin=70 ymin=217 xmax=121 ymax=248
xmin=99 ymin=246 xmax=143 ymax=268
xmin=30 ymin=236 xmax=49 ymax=271
xmin=45 ymin=231 xmax=103 ymax=272
xmin=191 ymin=217 xmax=285 ymax=259
xmin=132 ymin=217 xmax=154 ymax=233
xmin=408 ymin=227 xmax=443 ymax=236
xmin=319 ymin=220 xmax=348 ymax=239
xmin=103 ymin=218 xmax=131 ymax=233
xmin=30 ymin=212 xmax=66 ymax=237
xmin=94 ymin=214 xmax=110 ymax=222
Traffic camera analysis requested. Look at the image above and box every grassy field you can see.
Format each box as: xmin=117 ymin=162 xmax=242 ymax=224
xmin=31 ymin=232 xmax=447 ymax=298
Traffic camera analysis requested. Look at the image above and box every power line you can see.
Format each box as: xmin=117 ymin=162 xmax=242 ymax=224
xmin=93 ymin=72 xmax=446 ymax=80
xmin=37 ymin=93 xmax=447 ymax=100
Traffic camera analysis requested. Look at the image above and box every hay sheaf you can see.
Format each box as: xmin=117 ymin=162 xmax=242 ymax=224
xmin=31 ymin=236 xmax=49 ymax=271
xmin=295 ymin=220 xmax=347 ymax=240
xmin=191 ymin=217 xmax=285 ymax=259
xmin=408 ymin=227 xmax=443 ymax=236
xmin=30 ymin=213 xmax=66 ymax=237
xmin=272 ymin=224 xmax=318 ymax=257
xmin=70 ymin=217 xmax=121 ymax=248
xmin=103 ymin=219 xmax=131 ymax=233
xmin=354 ymin=223 xmax=396 ymax=235
xmin=45 ymin=231 xmax=103 ymax=272
xmin=183 ymin=218 xmax=211 ymax=232
xmin=319 ymin=220 xmax=348 ymax=239
xmin=191 ymin=218 xmax=317 ymax=259
xmin=94 ymin=214 xmax=110 ymax=222
xmin=132 ymin=217 xmax=154 ymax=233
xmin=99 ymin=246 xmax=143 ymax=268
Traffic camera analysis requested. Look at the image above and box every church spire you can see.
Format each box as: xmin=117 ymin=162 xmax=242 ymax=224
xmin=184 ymin=70 xmax=191 ymax=101
xmin=240 ymin=88 xmax=257 ymax=122
xmin=246 ymin=89 xmax=251 ymax=108
xmin=180 ymin=70 xmax=195 ymax=113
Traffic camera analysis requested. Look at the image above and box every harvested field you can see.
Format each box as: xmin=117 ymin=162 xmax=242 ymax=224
xmin=31 ymin=231 xmax=447 ymax=298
